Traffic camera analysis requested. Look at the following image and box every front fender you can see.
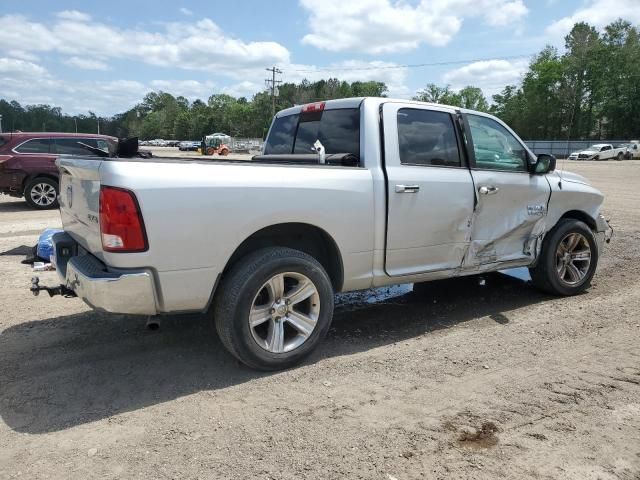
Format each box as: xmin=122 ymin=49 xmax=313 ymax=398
xmin=545 ymin=171 xmax=604 ymax=227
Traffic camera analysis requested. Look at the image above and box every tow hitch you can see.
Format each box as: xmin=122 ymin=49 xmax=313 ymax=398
xmin=30 ymin=276 xmax=76 ymax=298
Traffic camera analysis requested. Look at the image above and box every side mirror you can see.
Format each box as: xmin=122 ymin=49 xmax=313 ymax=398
xmin=531 ymin=153 xmax=556 ymax=174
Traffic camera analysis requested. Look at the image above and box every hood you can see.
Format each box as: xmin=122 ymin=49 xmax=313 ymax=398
xmin=579 ymin=150 xmax=597 ymax=155
xmin=556 ymin=170 xmax=590 ymax=185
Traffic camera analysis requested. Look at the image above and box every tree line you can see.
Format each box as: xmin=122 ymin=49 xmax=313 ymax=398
xmin=0 ymin=80 xmax=387 ymax=141
xmin=1 ymin=19 xmax=638 ymax=141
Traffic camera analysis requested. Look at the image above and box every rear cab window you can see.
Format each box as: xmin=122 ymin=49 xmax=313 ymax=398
xmin=0 ymin=136 xmax=7 ymax=148
xmin=264 ymin=106 xmax=361 ymax=161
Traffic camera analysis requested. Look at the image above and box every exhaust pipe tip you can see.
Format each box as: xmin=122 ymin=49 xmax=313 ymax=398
xmin=146 ymin=316 xmax=160 ymax=331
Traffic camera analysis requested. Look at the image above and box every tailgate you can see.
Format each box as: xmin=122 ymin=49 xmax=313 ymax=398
xmin=57 ymin=157 xmax=104 ymax=257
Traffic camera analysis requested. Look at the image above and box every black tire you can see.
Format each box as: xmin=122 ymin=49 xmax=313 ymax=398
xmin=213 ymin=247 xmax=334 ymax=370
xmin=529 ymin=219 xmax=598 ymax=296
xmin=593 ymin=155 xmax=599 ymax=161
xmin=617 ymin=152 xmax=623 ymax=161
xmin=24 ymin=177 xmax=59 ymax=210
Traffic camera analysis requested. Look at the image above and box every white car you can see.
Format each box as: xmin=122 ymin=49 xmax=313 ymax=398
xmin=568 ymin=143 xmax=626 ymax=161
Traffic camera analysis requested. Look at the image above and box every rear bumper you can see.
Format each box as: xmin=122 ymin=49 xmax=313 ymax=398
xmin=53 ymin=232 xmax=158 ymax=315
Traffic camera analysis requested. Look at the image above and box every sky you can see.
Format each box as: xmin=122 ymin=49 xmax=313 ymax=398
xmin=1 ymin=0 xmax=639 ymax=115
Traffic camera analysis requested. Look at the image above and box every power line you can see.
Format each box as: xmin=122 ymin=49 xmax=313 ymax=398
xmin=287 ymin=53 xmax=535 ymax=73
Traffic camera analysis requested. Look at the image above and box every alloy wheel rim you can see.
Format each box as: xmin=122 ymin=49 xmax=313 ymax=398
xmin=30 ymin=183 xmax=57 ymax=206
xmin=249 ymin=272 xmax=320 ymax=354
xmin=555 ymin=232 xmax=591 ymax=286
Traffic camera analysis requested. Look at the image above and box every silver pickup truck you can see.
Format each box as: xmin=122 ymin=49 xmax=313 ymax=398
xmin=37 ymin=97 xmax=611 ymax=370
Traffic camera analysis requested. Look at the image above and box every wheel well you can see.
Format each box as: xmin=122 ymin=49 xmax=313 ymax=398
xmin=560 ymin=210 xmax=597 ymax=231
xmin=22 ymin=173 xmax=59 ymax=194
xmin=224 ymin=223 xmax=344 ymax=291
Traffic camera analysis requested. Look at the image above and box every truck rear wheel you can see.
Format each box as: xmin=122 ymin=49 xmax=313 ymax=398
xmin=529 ymin=219 xmax=598 ymax=296
xmin=213 ymin=247 xmax=334 ymax=370
xmin=24 ymin=177 xmax=59 ymax=209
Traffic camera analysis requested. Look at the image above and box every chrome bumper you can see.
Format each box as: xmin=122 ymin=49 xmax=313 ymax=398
xmin=53 ymin=233 xmax=158 ymax=315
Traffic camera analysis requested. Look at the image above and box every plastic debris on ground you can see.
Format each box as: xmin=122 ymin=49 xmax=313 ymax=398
xmin=36 ymin=228 xmax=64 ymax=263
xmin=33 ymin=262 xmax=55 ymax=272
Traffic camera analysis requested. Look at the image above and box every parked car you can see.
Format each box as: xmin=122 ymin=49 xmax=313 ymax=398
xmin=36 ymin=97 xmax=611 ymax=370
xmin=567 ymin=143 xmax=626 ymax=161
xmin=0 ymin=132 xmax=117 ymax=209
xmin=178 ymin=141 xmax=200 ymax=151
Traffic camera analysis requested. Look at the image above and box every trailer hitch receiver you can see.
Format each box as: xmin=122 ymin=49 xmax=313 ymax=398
xmin=30 ymin=276 xmax=76 ymax=298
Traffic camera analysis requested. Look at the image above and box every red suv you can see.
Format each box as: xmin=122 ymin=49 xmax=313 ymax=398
xmin=0 ymin=132 xmax=117 ymax=209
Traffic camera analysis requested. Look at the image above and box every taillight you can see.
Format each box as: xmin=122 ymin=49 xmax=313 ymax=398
xmin=301 ymin=101 xmax=325 ymax=113
xmin=99 ymin=186 xmax=148 ymax=252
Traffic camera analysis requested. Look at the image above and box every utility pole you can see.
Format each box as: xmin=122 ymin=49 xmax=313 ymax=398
xmin=74 ymin=117 xmax=78 ymax=133
xmin=0 ymin=114 xmax=3 ymax=133
xmin=97 ymin=118 xmax=100 ymax=135
xmin=265 ymin=67 xmax=282 ymax=118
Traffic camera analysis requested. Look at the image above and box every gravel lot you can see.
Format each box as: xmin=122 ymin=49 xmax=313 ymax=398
xmin=1 ymin=161 xmax=639 ymax=479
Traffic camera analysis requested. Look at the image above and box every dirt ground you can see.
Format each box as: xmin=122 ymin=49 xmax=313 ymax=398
xmin=1 ymin=161 xmax=639 ymax=480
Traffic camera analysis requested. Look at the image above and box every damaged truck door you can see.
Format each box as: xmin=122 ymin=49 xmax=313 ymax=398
xmin=463 ymin=113 xmax=551 ymax=268
xmin=382 ymin=104 xmax=551 ymax=276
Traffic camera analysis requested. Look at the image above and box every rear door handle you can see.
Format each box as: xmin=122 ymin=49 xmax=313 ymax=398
xmin=478 ymin=185 xmax=499 ymax=195
xmin=395 ymin=184 xmax=420 ymax=193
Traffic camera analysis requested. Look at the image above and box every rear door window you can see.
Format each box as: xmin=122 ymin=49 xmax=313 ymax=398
xmin=397 ymin=109 xmax=461 ymax=167
xmin=264 ymin=108 xmax=360 ymax=159
xmin=14 ymin=138 xmax=51 ymax=154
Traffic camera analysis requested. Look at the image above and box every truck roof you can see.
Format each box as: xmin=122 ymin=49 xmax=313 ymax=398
xmin=274 ymin=97 xmax=465 ymax=118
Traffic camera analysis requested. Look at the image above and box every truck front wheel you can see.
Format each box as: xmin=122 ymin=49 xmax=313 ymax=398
xmin=24 ymin=177 xmax=59 ymax=209
xmin=529 ymin=219 xmax=598 ymax=296
xmin=213 ymin=247 xmax=334 ymax=370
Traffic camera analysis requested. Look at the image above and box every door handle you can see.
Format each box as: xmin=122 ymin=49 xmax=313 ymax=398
xmin=478 ymin=185 xmax=499 ymax=195
xmin=395 ymin=184 xmax=420 ymax=193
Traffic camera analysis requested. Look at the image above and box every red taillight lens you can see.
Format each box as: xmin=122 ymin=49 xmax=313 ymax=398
xmin=99 ymin=186 xmax=148 ymax=252
xmin=301 ymin=101 xmax=325 ymax=113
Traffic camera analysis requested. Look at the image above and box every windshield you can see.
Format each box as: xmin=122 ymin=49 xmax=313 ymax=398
xmin=264 ymin=107 xmax=360 ymax=158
